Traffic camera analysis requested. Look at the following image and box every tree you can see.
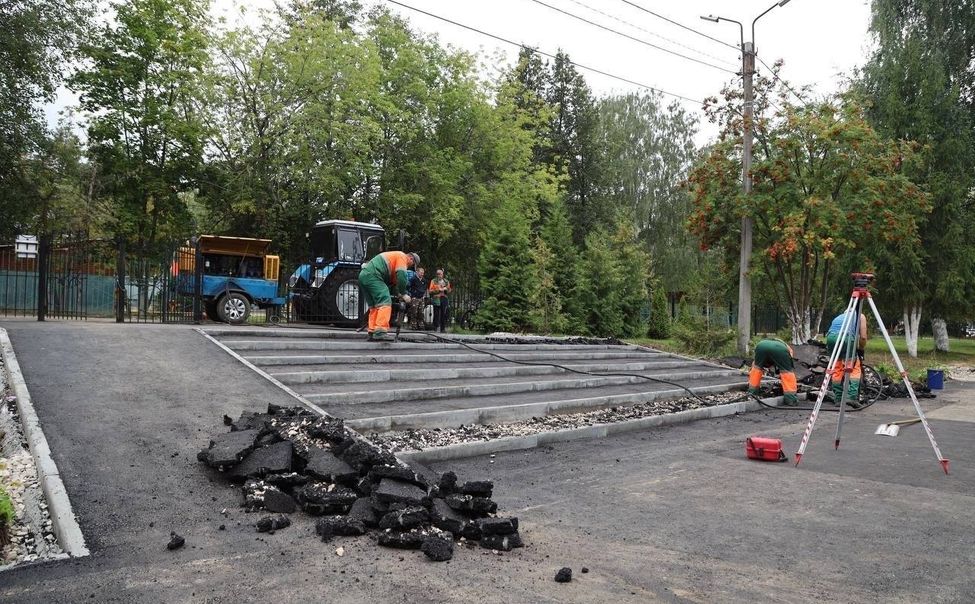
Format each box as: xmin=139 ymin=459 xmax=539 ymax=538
xmin=546 ymin=52 xmax=609 ymax=244
xmin=573 ymin=230 xmax=624 ymax=337
xmin=477 ymin=197 xmax=537 ymax=333
xmin=0 ymin=0 xmax=91 ymax=239
xmin=73 ymin=0 xmax=211 ymax=252
xmin=612 ymin=223 xmax=651 ymax=338
xmin=528 ymin=238 xmax=567 ymax=334
xmin=647 ymin=278 xmax=671 ymax=339
xmin=540 ymin=197 xmax=580 ymax=324
xmin=594 ymin=92 xmax=698 ymax=294
xmin=689 ymin=93 xmax=929 ymax=344
xmin=859 ymin=0 xmax=975 ymax=353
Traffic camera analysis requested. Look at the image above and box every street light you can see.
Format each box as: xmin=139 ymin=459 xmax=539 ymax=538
xmin=700 ymin=0 xmax=793 ymax=356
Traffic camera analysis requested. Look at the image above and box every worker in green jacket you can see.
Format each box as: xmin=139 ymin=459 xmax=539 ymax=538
xmin=748 ymin=338 xmax=799 ymax=406
xmin=359 ymin=251 xmax=419 ymax=340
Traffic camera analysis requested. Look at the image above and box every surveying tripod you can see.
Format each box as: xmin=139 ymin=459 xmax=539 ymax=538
xmin=794 ymin=273 xmax=950 ymax=474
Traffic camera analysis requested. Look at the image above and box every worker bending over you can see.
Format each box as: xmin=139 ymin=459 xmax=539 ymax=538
xmin=748 ymin=338 xmax=798 ymax=406
xmin=825 ymin=308 xmax=868 ymax=407
xmin=359 ymin=251 xmax=419 ymax=340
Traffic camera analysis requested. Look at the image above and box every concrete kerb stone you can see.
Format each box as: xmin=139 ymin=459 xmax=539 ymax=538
xmin=346 ymin=381 xmax=748 ymax=433
xmin=304 ymin=369 xmax=741 ymax=405
xmin=0 ymin=327 xmax=89 ymax=558
xmin=396 ymin=395 xmax=783 ymax=464
xmin=246 ymin=350 xmax=662 ymax=366
xmin=633 ymin=342 xmax=740 ymax=373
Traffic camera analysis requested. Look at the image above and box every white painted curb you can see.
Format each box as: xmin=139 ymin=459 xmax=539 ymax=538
xmin=396 ymin=395 xmax=783 ymax=464
xmin=0 ymin=328 xmax=89 ymax=557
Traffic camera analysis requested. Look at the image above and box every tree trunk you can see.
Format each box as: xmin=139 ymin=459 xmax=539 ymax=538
xmin=787 ymin=306 xmax=812 ymax=344
xmin=931 ymin=317 xmax=949 ymax=353
xmin=903 ymin=305 xmax=921 ymax=358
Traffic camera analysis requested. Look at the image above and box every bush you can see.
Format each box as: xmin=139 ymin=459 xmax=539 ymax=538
xmin=672 ymin=316 xmax=736 ymax=357
xmin=0 ymin=486 xmax=13 ymax=544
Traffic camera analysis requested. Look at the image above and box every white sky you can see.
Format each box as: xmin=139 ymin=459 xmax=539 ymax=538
xmin=48 ymin=0 xmax=875 ymax=144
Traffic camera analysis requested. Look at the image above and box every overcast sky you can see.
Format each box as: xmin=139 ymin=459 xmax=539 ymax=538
xmin=49 ymin=0 xmax=875 ymax=143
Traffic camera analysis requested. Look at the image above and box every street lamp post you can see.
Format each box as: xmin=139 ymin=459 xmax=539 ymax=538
xmin=701 ymin=0 xmax=791 ymax=356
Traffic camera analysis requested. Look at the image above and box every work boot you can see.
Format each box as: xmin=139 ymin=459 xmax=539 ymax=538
xmin=782 ymin=394 xmax=799 ymax=407
xmin=372 ymin=330 xmax=392 ymax=342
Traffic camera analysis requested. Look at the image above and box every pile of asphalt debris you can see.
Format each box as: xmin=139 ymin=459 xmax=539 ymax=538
xmin=197 ymin=404 xmax=523 ymax=562
xmin=372 ymin=391 xmax=749 ymax=453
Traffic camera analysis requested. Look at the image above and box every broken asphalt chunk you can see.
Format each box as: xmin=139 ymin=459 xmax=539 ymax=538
xmin=230 ymin=441 xmax=293 ymax=480
xmin=303 ymin=447 xmax=359 ymax=485
xmin=295 ymin=483 xmax=358 ymax=515
xmin=166 ymin=533 xmax=185 ymax=550
xmin=421 ymin=535 xmax=454 ymax=562
xmin=347 ymin=498 xmax=379 ymax=528
xmin=243 ymin=480 xmax=296 ymax=513
xmin=378 ymin=527 xmax=450 ymax=551
xmin=554 ymin=567 xmax=572 ymax=583
xmin=256 ymin=515 xmax=291 ymax=533
xmin=480 ymin=532 xmax=523 ymax=551
xmin=378 ymin=506 xmax=430 ymax=531
xmin=429 ymin=498 xmax=470 ymax=536
xmin=202 ymin=429 xmax=261 ymax=467
xmin=373 ymin=478 xmax=427 ymax=507
xmin=459 ymin=480 xmax=493 ymax=498
xmin=307 ymin=417 xmax=346 ymax=443
xmin=478 ymin=517 xmax=518 ymax=536
xmin=316 ymin=516 xmax=367 ymax=541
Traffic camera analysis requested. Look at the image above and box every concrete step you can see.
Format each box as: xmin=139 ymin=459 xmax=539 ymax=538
xmin=270 ymin=359 xmax=704 ymax=385
xmin=343 ymin=379 xmax=748 ymax=432
xmin=245 ymin=349 xmax=666 ymax=366
xmin=222 ymin=339 xmax=639 ymax=352
xmin=298 ymin=367 xmax=741 ymax=405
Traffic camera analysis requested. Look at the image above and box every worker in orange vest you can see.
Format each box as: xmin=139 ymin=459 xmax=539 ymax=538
xmin=358 ymin=250 xmax=419 ymax=340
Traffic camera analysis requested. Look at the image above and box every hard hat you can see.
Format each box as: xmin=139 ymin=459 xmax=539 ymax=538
xmin=408 ymin=252 xmax=420 ymax=267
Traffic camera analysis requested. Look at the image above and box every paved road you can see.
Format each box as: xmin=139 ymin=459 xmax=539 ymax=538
xmin=1 ymin=320 xmax=973 ymax=603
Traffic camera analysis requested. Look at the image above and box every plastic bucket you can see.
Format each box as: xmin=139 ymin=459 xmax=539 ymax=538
xmin=927 ymin=369 xmax=945 ymax=390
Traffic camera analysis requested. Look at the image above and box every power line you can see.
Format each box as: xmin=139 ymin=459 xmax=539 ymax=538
xmin=756 ymin=56 xmax=808 ymax=106
xmin=617 ymin=0 xmax=740 ymax=52
xmin=525 ymin=0 xmax=736 ymax=74
xmin=564 ymin=0 xmax=739 ymax=69
xmin=382 ymin=0 xmax=706 ymax=105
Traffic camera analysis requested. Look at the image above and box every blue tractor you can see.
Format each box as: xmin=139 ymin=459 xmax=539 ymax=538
xmin=176 ymin=235 xmax=286 ymax=325
xmin=288 ymin=220 xmax=387 ymax=326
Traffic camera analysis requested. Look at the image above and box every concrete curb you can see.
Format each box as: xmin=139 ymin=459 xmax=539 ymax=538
xmin=396 ymin=395 xmax=783 ymax=464
xmin=0 ymin=328 xmax=89 ymax=558
xmin=349 ymin=381 xmax=747 ymax=432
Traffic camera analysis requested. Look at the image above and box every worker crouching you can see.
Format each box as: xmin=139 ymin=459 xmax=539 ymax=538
xmin=359 ymin=251 xmax=419 ymax=341
xmin=748 ymin=338 xmax=798 ymax=406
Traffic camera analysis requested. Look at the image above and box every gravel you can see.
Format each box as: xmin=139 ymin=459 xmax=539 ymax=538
xmin=370 ymin=391 xmax=751 ymax=452
xmin=0 ymin=357 xmax=64 ymax=567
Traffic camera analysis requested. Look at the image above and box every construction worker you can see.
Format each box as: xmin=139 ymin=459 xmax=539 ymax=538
xmin=428 ymin=268 xmax=452 ymax=333
xmin=748 ymin=338 xmax=798 ymax=406
xmin=825 ymin=308 xmax=868 ymax=407
xmin=407 ymin=267 xmax=427 ymax=329
xmin=359 ymin=251 xmax=419 ymax=340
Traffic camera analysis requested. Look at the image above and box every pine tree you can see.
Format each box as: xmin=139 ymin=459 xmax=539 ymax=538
xmin=528 ymin=238 xmax=567 ymax=334
xmin=573 ymin=230 xmax=624 ymax=337
xmin=540 ymin=197 xmax=580 ymax=324
xmin=477 ymin=197 xmax=537 ymax=332
xmin=647 ymin=280 xmax=671 ymax=339
xmin=612 ymin=224 xmax=651 ymax=338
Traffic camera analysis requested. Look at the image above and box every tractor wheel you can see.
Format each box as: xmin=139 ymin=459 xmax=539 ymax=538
xmin=320 ymin=267 xmax=362 ymax=326
xmin=217 ymin=292 xmax=251 ymax=325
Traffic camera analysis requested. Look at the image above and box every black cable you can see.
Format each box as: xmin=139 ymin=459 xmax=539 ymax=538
xmin=564 ymin=0 xmax=739 ymax=68
xmin=408 ymin=330 xmax=712 ymax=404
xmin=525 ymin=0 xmax=736 ymax=74
xmin=756 ymin=55 xmax=808 ymax=106
xmin=616 ymin=0 xmax=740 ymax=51
xmin=381 ymin=0 xmax=706 ymax=105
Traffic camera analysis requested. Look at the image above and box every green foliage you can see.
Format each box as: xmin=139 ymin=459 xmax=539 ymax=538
xmin=689 ymin=84 xmax=928 ymax=343
xmin=612 ymin=224 xmax=651 ymax=338
xmin=672 ymin=315 xmax=736 ymax=357
xmin=73 ymin=0 xmax=211 ymax=251
xmin=572 ymin=230 xmax=624 ymax=337
xmin=0 ymin=0 xmax=92 ymax=239
xmin=647 ymin=282 xmax=671 ymax=339
xmin=0 ymin=486 xmax=13 ymax=528
xmin=528 ymin=238 xmax=568 ymax=334
xmin=476 ymin=197 xmax=537 ymax=333
xmin=859 ymin=0 xmax=975 ymax=324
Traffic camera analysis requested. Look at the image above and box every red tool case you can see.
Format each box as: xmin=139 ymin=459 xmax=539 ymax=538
xmin=745 ymin=437 xmax=788 ymax=462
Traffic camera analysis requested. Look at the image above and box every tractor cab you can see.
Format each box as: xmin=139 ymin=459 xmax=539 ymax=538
xmin=288 ymin=220 xmax=386 ymax=325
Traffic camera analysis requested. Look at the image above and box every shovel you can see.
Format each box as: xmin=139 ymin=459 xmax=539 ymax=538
xmin=874 ymin=418 xmax=922 ymax=437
